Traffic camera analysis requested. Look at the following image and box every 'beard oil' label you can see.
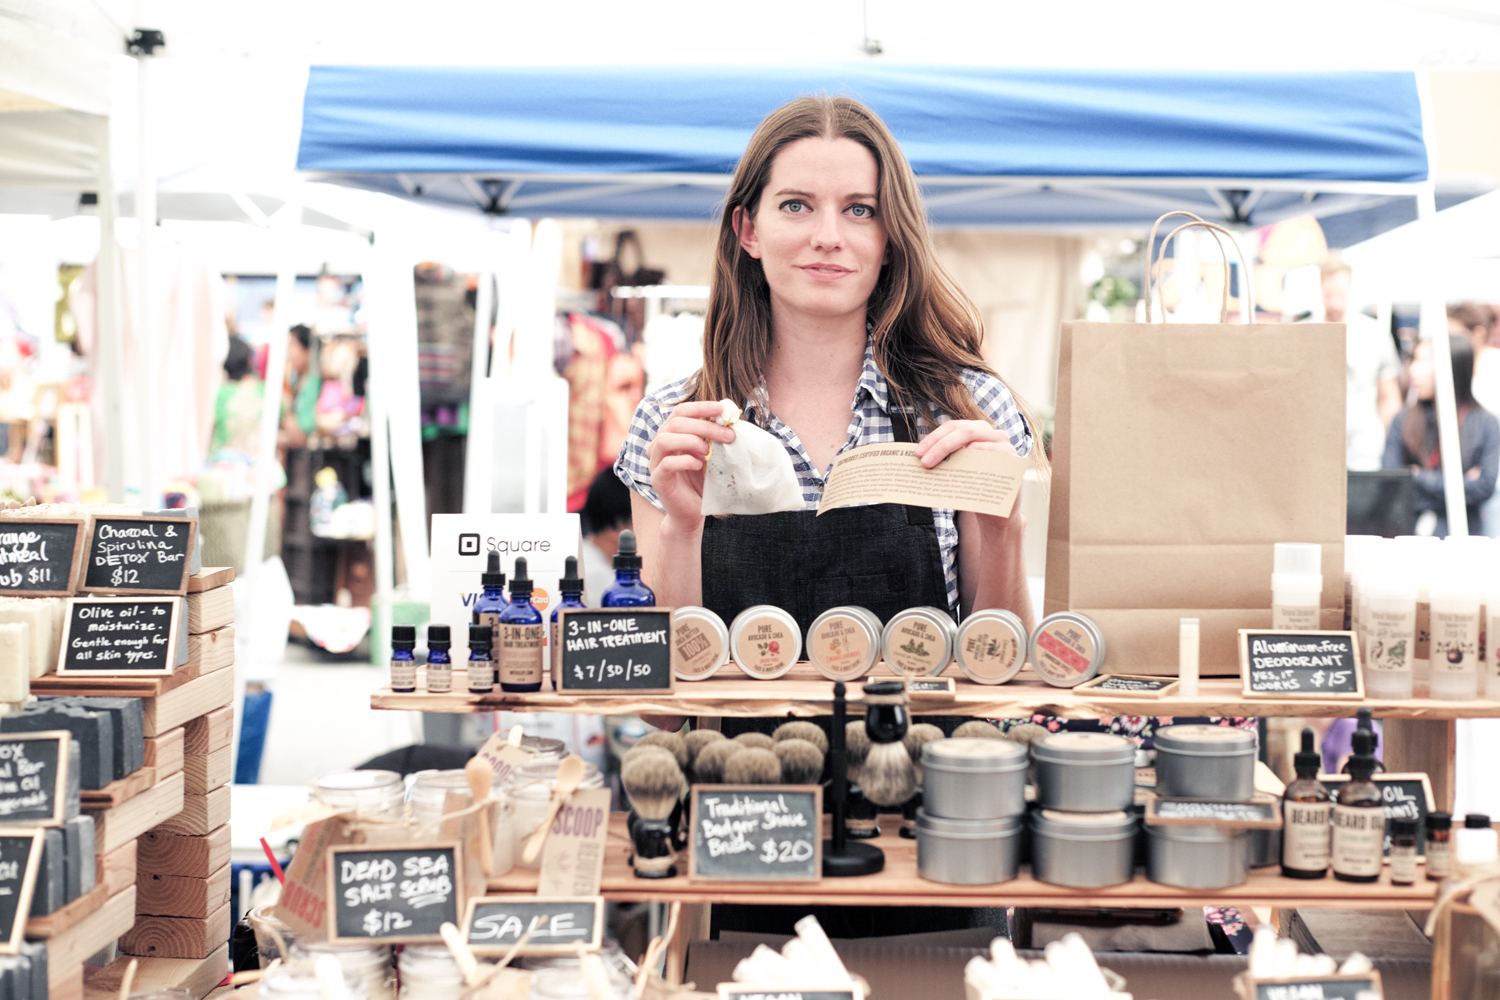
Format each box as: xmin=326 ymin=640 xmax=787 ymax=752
xmin=1282 ymin=801 xmax=1331 ymax=871
xmin=1331 ymin=804 xmax=1386 ymax=878
xmin=500 ymin=624 xmax=545 ymax=686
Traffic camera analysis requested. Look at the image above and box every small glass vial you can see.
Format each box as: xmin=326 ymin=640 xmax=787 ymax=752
xmin=1281 ymin=727 xmax=1333 ymax=879
xmin=1332 ymin=728 xmax=1384 ymax=883
xmin=389 ymin=624 xmax=416 ymax=693
xmin=425 ymin=625 xmax=452 ymax=694
xmin=1426 ymin=811 xmax=1453 ymax=880
xmin=550 ymin=556 xmax=587 ymax=683
xmin=500 ymin=557 xmax=545 ymax=693
xmin=1389 ymin=818 xmax=1418 ymax=885
xmin=600 ymin=529 xmax=655 ymax=607
xmin=473 ymin=551 xmax=507 ymax=672
xmin=467 ymin=624 xmax=495 ymax=694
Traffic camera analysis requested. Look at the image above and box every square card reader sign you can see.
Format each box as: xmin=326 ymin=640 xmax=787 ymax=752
xmin=430 ymin=514 xmax=580 ymax=649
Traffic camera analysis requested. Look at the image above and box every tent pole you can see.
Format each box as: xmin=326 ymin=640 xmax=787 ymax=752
xmin=1418 ymin=187 xmax=1468 ymax=537
xmin=367 ymin=238 xmax=395 ymax=613
xmin=134 ymin=46 xmax=159 ymax=507
xmin=93 ymin=114 xmax=125 ymax=503
xmin=461 ymin=253 xmax=495 ymax=515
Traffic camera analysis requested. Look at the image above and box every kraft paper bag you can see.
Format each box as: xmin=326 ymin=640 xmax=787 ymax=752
xmin=1045 ymin=216 xmax=1347 ymax=675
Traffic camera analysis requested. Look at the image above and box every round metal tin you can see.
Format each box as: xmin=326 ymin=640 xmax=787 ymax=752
xmin=916 ymin=810 xmax=1022 ymax=885
xmin=954 ymin=609 xmax=1028 ymax=685
xmin=806 ymin=606 xmax=883 ymax=681
xmin=671 ymin=606 xmax=731 ymax=681
xmin=1153 ymin=724 xmax=1258 ymax=801
xmin=921 ymin=738 xmax=1028 ymax=820
xmin=882 ymin=606 xmax=957 ymax=678
xmin=1028 ymin=611 xmax=1106 ymax=687
xmin=728 ymin=605 xmax=802 ymax=680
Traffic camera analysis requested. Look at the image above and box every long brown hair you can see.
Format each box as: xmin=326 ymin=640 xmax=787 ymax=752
xmin=691 ymin=95 xmax=1044 ymax=466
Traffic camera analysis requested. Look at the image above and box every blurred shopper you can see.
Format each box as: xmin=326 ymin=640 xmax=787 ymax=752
xmin=211 ymin=336 xmax=263 ymax=455
xmin=1453 ymin=302 xmax=1500 ymax=414
xmin=1327 ymin=258 xmax=1401 ymax=470
xmin=579 ymin=466 xmax=633 ymax=600
xmin=277 ymin=324 xmax=321 ymax=450
xmin=1383 ymin=335 xmax=1499 ymax=536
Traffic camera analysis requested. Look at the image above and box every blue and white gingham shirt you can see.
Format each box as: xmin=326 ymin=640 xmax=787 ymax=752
xmin=614 ymin=339 xmax=1033 ymax=612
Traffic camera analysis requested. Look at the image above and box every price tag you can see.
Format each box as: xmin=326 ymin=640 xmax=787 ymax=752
xmin=81 ymin=515 xmax=196 ymax=596
xmin=326 ymin=843 xmax=462 ymax=944
xmin=688 ymin=785 xmax=821 ymax=883
xmin=462 ymin=895 xmax=604 ymax=956
xmin=1239 ymin=630 xmax=1363 ymax=699
xmin=555 ymin=608 xmax=675 ymax=694
xmin=904 ymin=678 xmax=955 ymax=697
xmin=1318 ymin=772 xmax=1434 ymax=857
xmin=1075 ymin=674 xmax=1180 ymax=697
xmin=0 ymin=830 xmax=43 ymax=954
xmin=536 ymin=787 xmax=611 ymax=897
xmin=719 ymin=988 xmax=863 ymax=1000
xmin=57 ymin=597 xmax=180 ymax=675
xmin=0 ymin=732 xmax=70 ymax=826
xmin=0 ymin=519 xmax=85 ymax=597
xmin=1245 ymin=972 xmax=1382 ymax=999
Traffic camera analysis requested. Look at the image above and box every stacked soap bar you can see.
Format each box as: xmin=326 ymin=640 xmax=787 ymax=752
xmin=0 ymin=696 xmax=144 ymax=790
xmin=26 ymin=741 xmax=84 ymax=919
xmin=0 ymin=941 xmax=48 ymax=1000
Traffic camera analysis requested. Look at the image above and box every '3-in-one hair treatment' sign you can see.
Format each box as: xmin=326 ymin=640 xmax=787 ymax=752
xmin=82 ymin=515 xmax=196 ymax=596
xmin=688 ymin=785 xmax=822 ymax=882
xmin=1238 ymin=630 xmax=1363 ymax=700
xmin=57 ymin=598 xmax=180 ymax=675
xmin=555 ymin=608 xmax=676 ymax=694
xmin=1246 ymin=972 xmax=1383 ymax=999
xmin=0 ymin=733 xmax=70 ymax=826
xmin=326 ymin=843 xmax=462 ymax=945
xmin=0 ymin=520 xmax=85 ymax=597
xmin=461 ymin=896 xmax=604 ymax=956
xmin=0 ymin=830 xmax=43 ymax=954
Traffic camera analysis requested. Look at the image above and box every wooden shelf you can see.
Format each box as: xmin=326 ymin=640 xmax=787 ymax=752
xmin=373 ymin=665 xmax=1500 ymax=720
xmin=484 ymin=812 xmax=1438 ymax=910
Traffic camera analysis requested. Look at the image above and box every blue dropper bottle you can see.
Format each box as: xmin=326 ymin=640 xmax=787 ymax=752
xmin=499 ymin=557 xmax=545 ymax=693
xmin=550 ymin=556 xmax=587 ymax=686
xmin=600 ymin=529 xmax=654 ymax=607
xmin=472 ymin=550 xmax=506 ymax=685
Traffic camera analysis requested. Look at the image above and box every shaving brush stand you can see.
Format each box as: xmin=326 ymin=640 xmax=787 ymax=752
xmin=822 ymin=681 xmax=885 ymax=877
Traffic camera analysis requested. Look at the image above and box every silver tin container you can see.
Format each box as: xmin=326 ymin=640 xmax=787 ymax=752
xmin=882 ymin=606 xmax=957 ymax=678
xmin=954 ymin=609 xmax=1028 ymax=685
xmin=916 ymin=809 xmax=1022 ymax=885
xmin=806 ymin=606 xmax=883 ymax=681
xmin=671 ymin=606 xmax=730 ymax=681
xmin=1031 ymin=732 xmax=1136 ymax=812
xmin=1249 ymin=827 xmax=1281 ymax=868
xmin=1146 ymin=823 xmax=1251 ymax=889
xmin=921 ymin=738 xmax=1029 ymax=820
xmin=1029 ymin=809 xmax=1137 ymax=888
xmin=728 ymin=605 xmax=802 ymax=680
xmin=1028 ymin=611 xmax=1106 ymax=687
xmin=1153 ymin=724 xmax=1257 ymax=802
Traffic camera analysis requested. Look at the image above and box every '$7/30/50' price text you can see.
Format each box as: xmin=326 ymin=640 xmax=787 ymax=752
xmin=571 ymin=660 xmax=654 ymax=683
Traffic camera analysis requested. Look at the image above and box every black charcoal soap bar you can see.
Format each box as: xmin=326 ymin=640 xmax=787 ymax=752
xmin=63 ymin=815 xmax=95 ymax=901
xmin=21 ymin=940 xmax=45 ymax=1000
xmin=28 ymin=828 xmax=65 ymax=917
xmin=0 ymin=704 xmax=114 ymax=789
xmin=64 ymin=740 xmax=80 ymax=820
xmin=51 ymin=696 xmax=144 ymax=779
xmin=0 ymin=955 xmax=27 ymax=1000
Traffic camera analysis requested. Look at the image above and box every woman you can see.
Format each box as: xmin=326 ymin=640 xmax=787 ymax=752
xmin=1383 ymin=334 xmax=1500 ymax=536
xmin=616 ymin=96 xmax=1036 ymax=637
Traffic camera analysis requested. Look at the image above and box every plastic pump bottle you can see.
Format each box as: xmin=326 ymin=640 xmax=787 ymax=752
xmin=1272 ymin=542 xmax=1323 ymax=631
xmin=550 ymin=556 xmax=587 ymax=676
xmin=472 ymin=551 xmax=507 ymax=679
xmin=498 ymin=557 xmax=545 ymax=693
xmin=601 ymin=529 xmax=655 ymax=607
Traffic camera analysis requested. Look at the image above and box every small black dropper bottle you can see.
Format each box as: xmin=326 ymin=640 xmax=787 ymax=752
xmin=1281 ymin=727 xmax=1332 ymax=879
xmin=1332 ymin=726 xmax=1384 ymax=883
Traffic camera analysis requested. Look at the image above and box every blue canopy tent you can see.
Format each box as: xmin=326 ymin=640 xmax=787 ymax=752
xmin=296 ymin=65 xmax=1485 ymax=245
xmin=295 ymin=64 xmax=1477 ymax=573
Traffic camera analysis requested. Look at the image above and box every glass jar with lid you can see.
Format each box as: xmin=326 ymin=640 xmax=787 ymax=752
xmin=128 ymin=992 xmax=196 ymax=1000
xmin=312 ymin=770 xmax=406 ymax=821
xmin=505 ymin=758 xmax=604 ymax=869
xmin=290 ymin=941 xmax=394 ymax=1000
xmin=526 ymin=963 xmax=633 ymax=1000
xmin=398 ymin=944 xmax=468 ymax=1000
xmin=260 ymin=966 xmax=369 ymax=1000
xmin=247 ymin=905 xmax=297 ymax=968
xmin=408 ymin=768 xmax=516 ymax=877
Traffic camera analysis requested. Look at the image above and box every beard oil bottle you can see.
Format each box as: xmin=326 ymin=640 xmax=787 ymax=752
xmin=1281 ymin=727 xmax=1332 ymax=879
xmin=1332 ymin=727 xmax=1385 ymax=883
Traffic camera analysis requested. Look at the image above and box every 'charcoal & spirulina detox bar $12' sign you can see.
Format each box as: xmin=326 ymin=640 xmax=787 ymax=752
xmin=81 ymin=515 xmax=196 ymax=596
xmin=1238 ymin=630 xmax=1363 ymax=699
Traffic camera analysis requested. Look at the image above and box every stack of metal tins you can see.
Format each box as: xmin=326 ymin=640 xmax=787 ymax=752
xmin=915 ymin=738 xmax=1028 ymax=884
xmin=1029 ymin=732 xmax=1139 ymax=887
xmin=1146 ymin=724 xmax=1259 ymax=888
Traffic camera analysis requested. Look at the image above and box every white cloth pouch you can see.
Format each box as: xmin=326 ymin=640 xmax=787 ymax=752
xmin=700 ymin=399 xmax=805 ymax=516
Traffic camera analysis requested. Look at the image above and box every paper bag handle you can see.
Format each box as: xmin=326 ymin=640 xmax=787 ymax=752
xmin=1143 ymin=213 xmax=1256 ymax=324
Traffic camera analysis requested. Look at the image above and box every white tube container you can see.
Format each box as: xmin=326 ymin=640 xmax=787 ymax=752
xmin=1430 ymin=570 xmax=1482 ymax=701
xmin=1271 ymin=543 xmax=1322 ymax=631
xmin=1363 ymin=572 xmax=1417 ymax=700
xmin=1394 ymin=536 xmax=1440 ymax=694
xmin=1485 ymin=576 xmax=1500 ymax=699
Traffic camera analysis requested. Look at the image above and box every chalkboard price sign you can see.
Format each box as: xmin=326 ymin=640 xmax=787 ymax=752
xmin=1238 ymin=630 xmax=1363 ymax=700
xmin=1319 ymin=772 xmax=1434 ymax=857
xmin=0 ymin=732 xmax=69 ymax=826
xmin=462 ymin=896 xmax=604 ymax=956
xmin=1076 ymin=674 xmax=1180 ymax=697
xmin=688 ymin=785 xmax=822 ymax=883
xmin=1249 ymin=972 xmax=1382 ymax=999
xmin=81 ymin=515 xmax=196 ymax=596
xmin=57 ymin=598 xmax=180 ymax=675
xmin=326 ymin=843 xmax=462 ymax=944
xmin=555 ymin=609 xmax=676 ymax=694
xmin=0 ymin=830 xmax=43 ymax=954
xmin=1146 ymin=794 xmax=1281 ymax=829
xmin=0 ymin=520 xmax=85 ymax=597
xmin=904 ymin=678 xmax=955 ymax=697
xmin=719 ymin=988 xmax=863 ymax=1000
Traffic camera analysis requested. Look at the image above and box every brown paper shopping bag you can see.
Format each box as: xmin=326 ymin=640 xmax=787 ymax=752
xmin=1045 ymin=214 xmax=1346 ymax=674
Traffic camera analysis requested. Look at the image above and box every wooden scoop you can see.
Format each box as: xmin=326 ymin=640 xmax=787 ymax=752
xmin=117 ymin=958 xmax=138 ymax=1000
xmin=465 ymin=756 xmax=496 ymax=876
xmin=441 ymin=921 xmax=483 ymax=986
xmin=522 ymin=754 xmax=586 ymax=864
xmin=508 ymin=725 xmax=524 ymax=748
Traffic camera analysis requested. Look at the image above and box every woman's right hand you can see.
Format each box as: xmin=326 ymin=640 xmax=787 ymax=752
xmin=647 ymin=400 xmax=737 ymax=523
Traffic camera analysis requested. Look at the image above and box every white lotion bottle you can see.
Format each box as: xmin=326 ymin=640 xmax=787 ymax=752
xmin=1363 ymin=572 xmax=1416 ymax=700
xmin=1430 ymin=568 xmax=1482 ymax=702
xmin=1272 ymin=543 xmax=1323 ymax=631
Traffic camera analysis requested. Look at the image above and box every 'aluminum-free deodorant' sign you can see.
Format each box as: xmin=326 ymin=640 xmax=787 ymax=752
xmin=1239 ymin=630 xmax=1362 ymax=699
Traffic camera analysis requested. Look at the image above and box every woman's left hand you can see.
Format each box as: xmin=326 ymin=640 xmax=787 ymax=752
xmin=914 ymin=419 xmax=1017 ymax=468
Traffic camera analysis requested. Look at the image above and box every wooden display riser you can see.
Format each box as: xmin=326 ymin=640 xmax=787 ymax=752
xmin=84 ymin=945 xmax=229 ymax=1000
xmin=32 ymin=625 xmax=234 ymax=699
xmin=39 ymin=887 xmax=137 ymax=996
xmin=373 ymin=665 xmax=1500 ymax=720
xmin=485 ymin=812 xmax=1438 ymax=910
